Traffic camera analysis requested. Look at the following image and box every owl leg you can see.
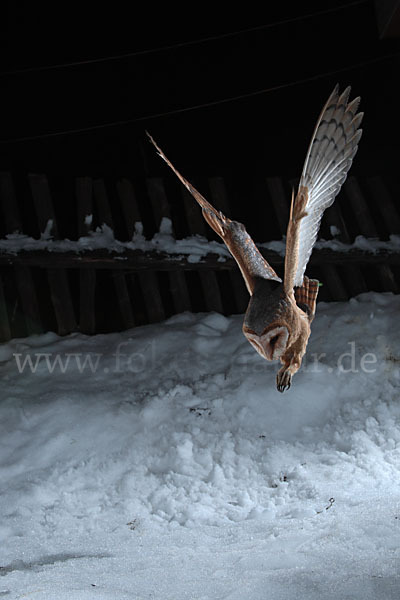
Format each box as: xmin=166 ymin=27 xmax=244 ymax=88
xmin=276 ymin=367 xmax=292 ymax=392
xmin=276 ymin=350 xmax=304 ymax=393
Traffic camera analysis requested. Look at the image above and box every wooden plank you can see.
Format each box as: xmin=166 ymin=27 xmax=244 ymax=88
xmin=1 ymin=174 xmax=43 ymax=337
xmin=29 ymin=173 xmax=59 ymax=237
xmin=93 ymin=179 xmax=113 ymax=228
xmin=345 ymin=176 xmax=397 ymax=292
xmin=113 ymin=272 xmax=135 ymax=329
xmin=182 ymin=186 xmax=207 ymax=236
xmin=1 ymin=247 xmax=400 ymax=270
xmin=146 ymin=176 xmax=191 ymax=315
xmin=345 ymin=177 xmax=376 ymax=237
xmin=76 ymin=177 xmax=93 ymax=236
xmin=117 ymin=178 xmax=142 ymax=239
xmin=94 ymin=179 xmax=139 ymax=327
xmin=47 ymin=269 xmax=77 ymax=335
xmin=0 ymin=275 xmax=11 ymax=341
xmin=266 ymin=177 xmax=290 ymax=233
xmin=29 ymin=173 xmax=77 ymax=334
xmin=147 ymin=177 xmax=173 ymax=227
xmin=168 ymin=271 xmax=191 ymax=313
xmin=320 ymin=264 xmax=348 ymax=301
xmin=79 ymin=269 xmax=96 ymax=334
xmin=199 ymin=271 xmax=224 ymax=313
xmin=138 ymin=271 xmax=165 ymax=323
xmin=0 ymin=172 xmax=21 ymax=233
xmin=182 ymin=182 xmax=224 ymax=313
xmin=76 ymin=177 xmax=96 ymax=333
xmin=208 ymin=176 xmax=249 ymax=313
xmin=14 ymin=265 xmax=43 ymax=335
xmin=324 ymin=203 xmax=352 ymax=243
xmin=323 ymin=197 xmax=367 ymax=297
xmin=368 ymin=176 xmax=400 ymax=235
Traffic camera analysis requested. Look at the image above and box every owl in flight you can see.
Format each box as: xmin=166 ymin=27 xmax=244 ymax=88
xmin=147 ymin=85 xmax=363 ymax=392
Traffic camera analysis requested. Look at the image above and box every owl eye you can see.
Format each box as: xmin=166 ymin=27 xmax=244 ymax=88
xmin=269 ymin=334 xmax=279 ymax=348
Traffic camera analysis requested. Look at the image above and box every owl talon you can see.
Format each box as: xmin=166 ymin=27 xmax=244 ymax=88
xmin=276 ymin=369 xmax=292 ymax=393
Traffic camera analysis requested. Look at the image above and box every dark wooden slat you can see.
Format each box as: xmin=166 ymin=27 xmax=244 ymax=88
xmin=182 ymin=183 xmax=224 ymax=313
xmin=199 ymin=271 xmax=224 ymax=313
xmin=93 ymin=179 xmax=113 ymax=228
xmin=323 ymin=198 xmax=367 ymax=297
xmin=0 ymin=172 xmax=21 ymax=233
xmin=29 ymin=174 xmax=78 ymax=334
xmin=113 ymin=273 xmax=135 ymax=329
xmin=0 ymin=175 xmax=41 ymax=339
xmin=1 ymin=247 xmax=400 ymax=270
xmin=345 ymin=177 xmax=376 ymax=237
xmin=182 ymin=186 xmax=207 ymax=236
xmin=29 ymin=174 xmax=59 ymax=237
xmin=138 ymin=271 xmax=165 ymax=323
xmin=146 ymin=176 xmax=191 ymax=315
xmin=94 ymin=180 xmax=139 ymax=326
xmin=320 ymin=264 xmax=348 ymax=301
xmin=266 ymin=177 xmax=290 ymax=234
xmin=368 ymin=176 xmax=400 ymax=235
xmin=208 ymin=176 xmax=249 ymax=313
xmin=79 ymin=269 xmax=96 ymax=334
xmin=345 ymin=176 xmax=397 ymax=292
xmin=14 ymin=265 xmax=43 ymax=335
xmin=47 ymin=269 xmax=77 ymax=335
xmin=76 ymin=178 xmax=96 ymax=333
xmin=117 ymin=178 xmax=142 ymax=239
xmin=0 ymin=275 xmax=11 ymax=341
xmin=324 ymin=203 xmax=352 ymax=243
xmin=76 ymin=177 xmax=93 ymax=236
xmin=147 ymin=177 xmax=173 ymax=228
xmin=168 ymin=271 xmax=191 ymax=313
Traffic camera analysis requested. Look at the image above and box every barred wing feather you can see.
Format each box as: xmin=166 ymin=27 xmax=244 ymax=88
xmin=292 ymin=84 xmax=363 ymax=287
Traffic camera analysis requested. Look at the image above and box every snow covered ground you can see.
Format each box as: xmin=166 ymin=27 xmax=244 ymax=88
xmin=1 ymin=292 xmax=400 ymax=599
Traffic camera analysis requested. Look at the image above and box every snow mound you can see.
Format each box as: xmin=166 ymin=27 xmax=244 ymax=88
xmin=1 ymin=292 xmax=400 ymax=598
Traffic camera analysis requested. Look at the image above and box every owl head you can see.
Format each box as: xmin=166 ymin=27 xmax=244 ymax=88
xmin=242 ymin=280 xmax=291 ymax=361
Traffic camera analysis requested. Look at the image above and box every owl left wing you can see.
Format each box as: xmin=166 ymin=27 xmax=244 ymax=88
xmin=147 ymin=132 xmax=282 ymax=294
xmin=284 ymin=84 xmax=363 ymax=292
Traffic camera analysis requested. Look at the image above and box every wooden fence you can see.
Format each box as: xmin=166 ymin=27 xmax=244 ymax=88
xmin=0 ymin=171 xmax=399 ymax=342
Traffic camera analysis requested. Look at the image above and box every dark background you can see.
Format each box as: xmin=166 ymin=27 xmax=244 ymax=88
xmin=1 ymin=1 xmax=399 ymax=239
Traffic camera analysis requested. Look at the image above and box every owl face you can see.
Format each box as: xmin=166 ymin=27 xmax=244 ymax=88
xmin=244 ymin=325 xmax=289 ymax=361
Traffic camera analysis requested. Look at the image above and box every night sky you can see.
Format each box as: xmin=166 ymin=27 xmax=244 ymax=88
xmin=1 ymin=2 xmax=399 ymax=190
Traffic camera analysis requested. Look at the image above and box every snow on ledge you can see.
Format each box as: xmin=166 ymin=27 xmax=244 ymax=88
xmin=0 ymin=217 xmax=400 ymax=261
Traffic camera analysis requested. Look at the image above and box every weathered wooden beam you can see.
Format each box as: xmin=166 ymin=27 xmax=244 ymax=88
xmin=0 ymin=172 xmax=21 ymax=234
xmin=345 ymin=176 xmax=398 ymax=293
xmin=0 ymin=274 xmax=11 ymax=341
xmin=76 ymin=177 xmax=93 ymax=236
xmin=208 ymin=176 xmax=249 ymax=313
xmin=47 ymin=269 xmax=77 ymax=335
xmin=1 ymin=247 xmax=400 ymax=270
xmin=29 ymin=174 xmax=59 ymax=237
xmin=146 ymin=176 xmax=191 ymax=315
xmin=79 ymin=269 xmax=96 ymax=334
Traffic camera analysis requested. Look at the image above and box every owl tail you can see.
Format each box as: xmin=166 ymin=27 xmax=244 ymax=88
xmin=295 ymin=276 xmax=319 ymax=321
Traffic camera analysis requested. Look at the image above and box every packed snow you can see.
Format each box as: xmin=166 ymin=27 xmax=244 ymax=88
xmin=1 ymin=292 xmax=400 ymax=599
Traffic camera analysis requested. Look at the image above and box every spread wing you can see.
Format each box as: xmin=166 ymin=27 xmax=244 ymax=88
xmin=147 ymin=132 xmax=281 ymax=295
xmin=284 ymin=84 xmax=363 ymax=291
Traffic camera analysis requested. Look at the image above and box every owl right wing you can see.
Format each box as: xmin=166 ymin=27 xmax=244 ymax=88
xmin=284 ymin=84 xmax=363 ymax=293
xmin=147 ymin=132 xmax=282 ymax=295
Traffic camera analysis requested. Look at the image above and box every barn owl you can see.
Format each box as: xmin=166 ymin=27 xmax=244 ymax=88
xmin=147 ymin=84 xmax=363 ymax=391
